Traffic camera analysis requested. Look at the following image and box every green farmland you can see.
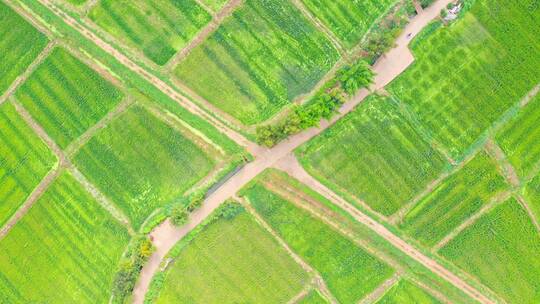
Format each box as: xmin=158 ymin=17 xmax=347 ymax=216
xmin=89 ymin=0 xmax=211 ymax=65
xmin=300 ymin=0 xmax=395 ymax=49
xmin=524 ymin=174 xmax=540 ymax=225
xmin=0 ymin=172 xmax=130 ymax=303
xmin=0 ymin=2 xmax=48 ymax=96
xmin=0 ymin=102 xmax=56 ymax=227
xmin=149 ymin=204 xmax=308 ymax=303
xmin=439 ymin=198 xmax=540 ymax=303
xmin=73 ymin=105 xmax=216 ymax=229
xmin=298 ymin=290 xmax=328 ymax=304
xmin=400 ymin=151 xmax=508 ymax=247
xmin=15 ymin=47 xmax=123 ymax=148
xmin=175 ymin=0 xmax=339 ymax=125
xmin=375 ymin=280 xmax=440 ymax=304
xmin=242 ymin=175 xmax=395 ymax=304
xmin=298 ymin=95 xmax=448 ymax=216
xmin=199 ymin=0 xmax=228 ymax=12
xmin=496 ymin=94 xmax=540 ymax=179
xmin=388 ymin=0 xmax=540 ymax=159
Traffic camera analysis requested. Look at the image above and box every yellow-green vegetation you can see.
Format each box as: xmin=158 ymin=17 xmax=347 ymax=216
xmin=0 ymin=172 xmax=130 ymax=303
xmin=199 ymin=0 xmax=227 ymax=12
xmin=300 ymin=0 xmax=396 ymax=48
xmin=16 ymin=47 xmax=123 ymax=148
xmin=149 ymin=203 xmax=308 ymax=303
xmin=0 ymin=2 xmax=48 ymax=96
xmin=496 ymin=94 xmax=540 ymax=178
xmin=524 ymin=174 xmax=540 ymax=228
xmin=388 ymin=0 xmax=540 ymax=159
xmin=439 ymin=198 xmax=540 ymax=303
xmin=89 ymin=0 xmax=211 ymax=65
xmin=73 ymin=106 xmax=216 ymax=229
xmin=298 ymin=289 xmax=329 ymax=304
xmin=242 ymin=175 xmax=395 ymax=303
xmin=175 ymin=0 xmax=339 ymax=125
xmin=0 ymin=102 xmax=56 ymax=227
xmin=375 ymin=280 xmax=441 ymax=304
xmin=298 ymin=95 xmax=448 ymax=216
xmin=400 ymin=151 xmax=508 ymax=247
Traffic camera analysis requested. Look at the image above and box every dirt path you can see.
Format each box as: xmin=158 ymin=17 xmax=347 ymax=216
xmin=35 ymin=0 xmax=257 ymax=154
xmin=358 ymin=273 xmax=400 ymax=304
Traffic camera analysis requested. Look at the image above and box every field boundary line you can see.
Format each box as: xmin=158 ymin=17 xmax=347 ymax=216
xmin=358 ymin=273 xmax=400 ymax=304
xmin=11 ymin=98 xmax=134 ymax=234
xmin=286 ymin=286 xmax=312 ymax=304
xmin=163 ymin=0 xmax=244 ymax=71
xmin=0 ymin=40 xmax=56 ymax=106
xmin=81 ymin=0 xmax=99 ymax=15
xmin=0 ymin=167 xmax=61 ymax=240
xmin=432 ymin=191 xmax=512 ymax=252
xmin=32 ymin=0 xmax=257 ymax=154
xmin=288 ymin=0 xmax=347 ymax=57
xmin=274 ymin=154 xmax=496 ymax=304
xmin=408 ymin=277 xmax=453 ymax=304
xmin=238 ymin=195 xmax=339 ymax=304
xmin=484 ymin=139 xmax=540 ymax=234
xmin=193 ymin=0 xmax=214 ymax=15
xmin=64 ymin=96 xmax=134 ymax=157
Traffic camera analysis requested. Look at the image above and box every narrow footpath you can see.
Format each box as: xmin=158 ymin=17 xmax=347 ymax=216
xmin=129 ymin=1 xmax=493 ymax=304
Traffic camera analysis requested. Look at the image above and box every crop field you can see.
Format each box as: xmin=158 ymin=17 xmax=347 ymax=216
xmin=300 ymin=0 xmax=395 ymax=49
xmin=0 ymin=2 xmax=48 ymax=96
xmin=495 ymin=94 xmax=540 ymax=179
xmin=0 ymin=172 xmax=130 ymax=303
xmin=298 ymin=95 xmax=448 ymax=216
xmin=242 ymin=180 xmax=395 ymax=303
xmin=65 ymin=0 xmax=86 ymax=5
xmin=89 ymin=0 xmax=211 ymax=65
xmin=375 ymin=280 xmax=440 ymax=304
xmin=388 ymin=0 xmax=540 ymax=159
xmin=524 ymin=174 xmax=540 ymax=225
xmin=199 ymin=0 xmax=228 ymax=12
xmin=0 ymin=102 xmax=57 ymax=227
xmin=175 ymin=0 xmax=340 ymax=125
xmin=298 ymin=290 xmax=328 ymax=304
xmin=15 ymin=47 xmax=123 ymax=148
xmin=400 ymin=151 xmax=508 ymax=247
xmin=73 ymin=105 xmax=216 ymax=229
xmin=150 ymin=204 xmax=308 ymax=303
xmin=439 ymin=197 xmax=540 ymax=303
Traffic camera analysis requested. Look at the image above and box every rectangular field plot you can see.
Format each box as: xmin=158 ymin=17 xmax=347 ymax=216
xmin=175 ymin=0 xmax=340 ymax=125
xmin=374 ymin=280 xmax=440 ymax=304
xmin=400 ymin=152 xmax=508 ymax=247
xmin=0 ymin=2 xmax=48 ymax=95
xmin=16 ymin=47 xmax=123 ymax=148
xmin=388 ymin=0 xmax=540 ymax=159
xmin=300 ymin=0 xmax=395 ymax=49
xmin=297 ymin=95 xmax=448 ymax=216
xmin=150 ymin=204 xmax=308 ymax=304
xmin=242 ymin=176 xmax=395 ymax=303
xmin=0 ymin=102 xmax=56 ymax=227
xmin=89 ymin=0 xmax=211 ymax=65
xmin=495 ymin=94 xmax=540 ymax=179
xmin=0 ymin=172 xmax=130 ymax=303
xmin=439 ymin=198 xmax=540 ymax=303
xmin=73 ymin=106 xmax=216 ymax=229
xmin=524 ymin=174 xmax=540 ymax=225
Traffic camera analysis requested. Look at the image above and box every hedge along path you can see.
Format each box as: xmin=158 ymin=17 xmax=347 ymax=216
xmin=237 ymin=196 xmax=338 ymax=304
xmin=163 ymin=0 xmax=244 ymax=72
xmin=9 ymin=98 xmax=134 ymax=234
xmin=0 ymin=41 xmax=56 ymax=106
xmin=35 ymin=0 xmax=258 ymax=154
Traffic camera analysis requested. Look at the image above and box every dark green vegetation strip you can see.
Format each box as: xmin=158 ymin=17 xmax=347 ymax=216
xmin=0 ymin=102 xmax=56 ymax=227
xmin=16 ymin=47 xmax=123 ymax=148
xmin=300 ymin=0 xmax=395 ymax=49
xmin=298 ymin=95 xmax=448 ymax=216
xmin=374 ymin=279 xmax=441 ymax=304
xmin=152 ymin=204 xmax=308 ymax=303
xmin=243 ymin=181 xmax=395 ymax=303
xmin=89 ymin=0 xmax=211 ymax=65
xmin=0 ymin=1 xmax=48 ymax=95
xmin=400 ymin=151 xmax=508 ymax=247
xmin=496 ymin=94 xmax=540 ymax=179
xmin=73 ymin=106 xmax=215 ymax=229
xmin=388 ymin=0 xmax=540 ymax=160
xmin=175 ymin=0 xmax=340 ymax=125
xmin=439 ymin=197 xmax=540 ymax=303
xmin=0 ymin=172 xmax=130 ymax=303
